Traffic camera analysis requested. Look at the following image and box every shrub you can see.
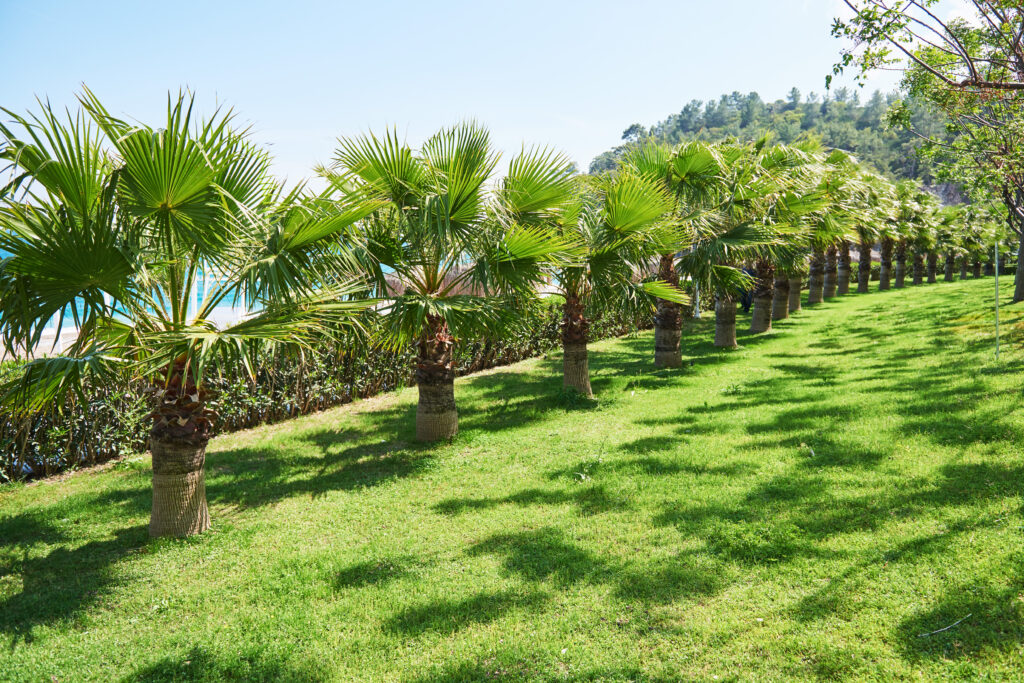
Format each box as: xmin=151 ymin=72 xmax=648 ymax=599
xmin=1 ymin=300 xmax=649 ymax=482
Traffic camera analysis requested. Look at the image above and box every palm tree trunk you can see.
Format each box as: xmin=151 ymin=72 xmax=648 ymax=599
xmin=749 ymin=259 xmax=774 ymax=333
xmin=416 ymin=316 xmax=457 ymax=441
xmin=150 ymin=438 xmax=211 ymax=537
xmin=837 ymin=241 xmax=851 ymax=295
xmin=653 ymin=254 xmax=682 ymax=368
xmin=772 ymin=275 xmax=790 ymax=320
xmin=824 ymin=246 xmax=838 ymax=298
xmin=926 ymin=253 xmax=938 ymax=283
xmin=788 ymin=277 xmax=802 ymax=313
xmin=879 ymin=238 xmax=893 ymax=290
xmin=808 ymin=249 xmax=825 ymax=305
xmin=895 ymin=240 xmax=907 ymax=289
xmin=973 ymin=257 xmax=982 ymax=278
xmin=959 ymin=256 xmax=968 ymax=280
xmin=149 ymin=360 xmax=212 ymax=538
xmin=984 ymin=259 xmax=995 ymax=276
xmin=714 ymin=295 xmax=738 ymax=349
xmin=562 ymin=293 xmax=592 ymax=396
xmin=912 ymin=251 xmax=925 ymax=285
xmin=944 ymin=251 xmax=955 ymax=281
xmin=857 ymin=240 xmax=872 ymax=293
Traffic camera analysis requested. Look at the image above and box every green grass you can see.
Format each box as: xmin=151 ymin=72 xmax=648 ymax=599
xmin=2 ymin=278 xmax=1023 ymax=682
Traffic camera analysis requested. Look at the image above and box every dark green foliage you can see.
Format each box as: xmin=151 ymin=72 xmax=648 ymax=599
xmin=591 ymin=88 xmax=947 ymax=184
xmin=0 ymin=302 xmax=648 ymax=481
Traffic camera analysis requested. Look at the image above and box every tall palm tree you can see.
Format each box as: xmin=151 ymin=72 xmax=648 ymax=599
xmin=327 ymin=124 xmax=576 ymax=440
xmin=621 ymin=141 xmax=721 ymax=368
xmin=0 ymin=91 xmax=381 ymax=537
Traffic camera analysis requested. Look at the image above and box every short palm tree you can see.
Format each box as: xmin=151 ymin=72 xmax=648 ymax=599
xmin=327 ymin=124 xmax=576 ymax=440
xmin=679 ymin=139 xmax=802 ymax=346
xmin=855 ymin=174 xmax=896 ymax=294
xmin=620 ymin=140 xmax=722 ymax=367
xmin=0 ymin=91 xmax=381 ymax=537
xmin=804 ymin=149 xmax=862 ymax=304
xmin=548 ymin=170 xmax=684 ymax=395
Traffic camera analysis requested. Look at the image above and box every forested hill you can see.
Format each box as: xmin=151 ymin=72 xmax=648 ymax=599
xmin=590 ymin=87 xmax=950 ymax=190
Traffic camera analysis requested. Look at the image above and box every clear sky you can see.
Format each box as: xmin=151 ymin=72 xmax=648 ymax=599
xmin=2 ymin=0 xmax=907 ymax=184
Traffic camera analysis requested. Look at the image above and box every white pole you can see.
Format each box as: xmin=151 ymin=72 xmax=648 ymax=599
xmin=995 ymin=241 xmax=1000 ymax=361
xmin=693 ymin=281 xmax=701 ymax=319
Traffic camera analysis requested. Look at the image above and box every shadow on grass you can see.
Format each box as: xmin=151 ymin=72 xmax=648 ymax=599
xmin=383 ymin=589 xmax=548 ymax=636
xmin=124 ymin=645 xmax=321 ymax=682
xmin=0 ymin=523 xmax=149 ymax=645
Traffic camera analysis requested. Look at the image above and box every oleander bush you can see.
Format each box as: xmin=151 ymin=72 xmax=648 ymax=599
xmin=0 ymin=299 xmax=649 ymax=482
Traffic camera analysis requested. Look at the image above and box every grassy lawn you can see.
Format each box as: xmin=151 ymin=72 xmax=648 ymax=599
xmin=1 ymin=278 xmax=1022 ymax=682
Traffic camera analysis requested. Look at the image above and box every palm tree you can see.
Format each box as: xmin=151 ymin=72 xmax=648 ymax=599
xmin=621 ymin=141 xmax=721 ymax=368
xmin=0 ymin=91 xmax=381 ymax=537
xmin=806 ymin=149 xmax=862 ymax=304
xmin=936 ymin=206 xmax=964 ymax=282
xmin=788 ymin=266 xmax=805 ymax=313
xmin=878 ymin=235 xmax=894 ymax=290
xmin=327 ymin=124 xmax=575 ymax=440
xmin=743 ymin=142 xmax=821 ymax=334
xmin=855 ymin=174 xmax=895 ymax=294
xmin=837 ymin=240 xmax=853 ymax=294
xmin=547 ymin=171 xmax=683 ymax=394
xmin=892 ymin=182 xmax=922 ymax=289
xmin=680 ymin=139 xmax=817 ymax=341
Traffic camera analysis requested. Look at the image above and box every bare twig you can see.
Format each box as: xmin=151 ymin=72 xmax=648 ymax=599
xmin=917 ymin=613 xmax=972 ymax=637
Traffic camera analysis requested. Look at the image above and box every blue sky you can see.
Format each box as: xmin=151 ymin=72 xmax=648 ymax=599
xmin=2 ymin=0 xmax=904 ymax=183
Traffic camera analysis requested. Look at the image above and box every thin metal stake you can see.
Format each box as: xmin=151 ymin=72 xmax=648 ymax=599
xmin=995 ymin=241 xmax=1000 ymax=361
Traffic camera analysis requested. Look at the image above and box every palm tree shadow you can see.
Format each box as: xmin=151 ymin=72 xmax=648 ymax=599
xmin=0 ymin=522 xmax=148 ymax=645
xmin=123 ymin=645 xmax=321 ymax=682
xmin=204 ymin=415 xmax=433 ymax=510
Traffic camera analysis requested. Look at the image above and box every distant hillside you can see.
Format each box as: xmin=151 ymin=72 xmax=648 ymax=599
xmin=590 ymin=87 xmax=949 ymax=186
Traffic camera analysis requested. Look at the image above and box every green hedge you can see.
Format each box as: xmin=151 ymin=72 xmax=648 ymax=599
xmin=1 ymin=300 xmax=649 ymax=482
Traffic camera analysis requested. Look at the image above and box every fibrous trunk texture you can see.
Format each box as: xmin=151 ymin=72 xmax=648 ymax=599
xmin=927 ymin=253 xmax=938 ymax=283
xmin=973 ymin=258 xmax=982 ymax=278
xmin=788 ymin=277 xmax=802 ymax=313
xmin=913 ymin=251 xmax=925 ymax=285
xmin=824 ymin=246 xmax=838 ymax=298
xmin=653 ymin=254 xmax=682 ymax=368
xmin=772 ymin=276 xmax=790 ymax=321
xmin=749 ymin=259 xmax=774 ymax=333
xmin=879 ymin=238 xmax=893 ymax=291
xmin=837 ymin=241 xmax=851 ymax=295
xmin=149 ymin=359 xmax=214 ymax=538
xmin=857 ymin=240 xmax=872 ymax=293
xmin=561 ymin=294 xmax=592 ymax=397
xmin=959 ymin=257 xmax=968 ymax=280
xmin=150 ymin=438 xmax=210 ymax=537
xmin=808 ymin=249 xmax=825 ymax=305
xmin=715 ymin=296 xmax=738 ymax=349
xmin=416 ymin=315 xmax=457 ymax=441
xmin=895 ymin=240 xmax=907 ymax=289
xmin=944 ymin=252 xmax=955 ymax=282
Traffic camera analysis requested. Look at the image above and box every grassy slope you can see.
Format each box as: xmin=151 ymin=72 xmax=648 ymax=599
xmin=1 ymin=278 xmax=1022 ymax=682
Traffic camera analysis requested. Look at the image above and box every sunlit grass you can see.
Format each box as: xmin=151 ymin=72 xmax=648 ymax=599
xmin=1 ymin=277 xmax=1022 ymax=681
